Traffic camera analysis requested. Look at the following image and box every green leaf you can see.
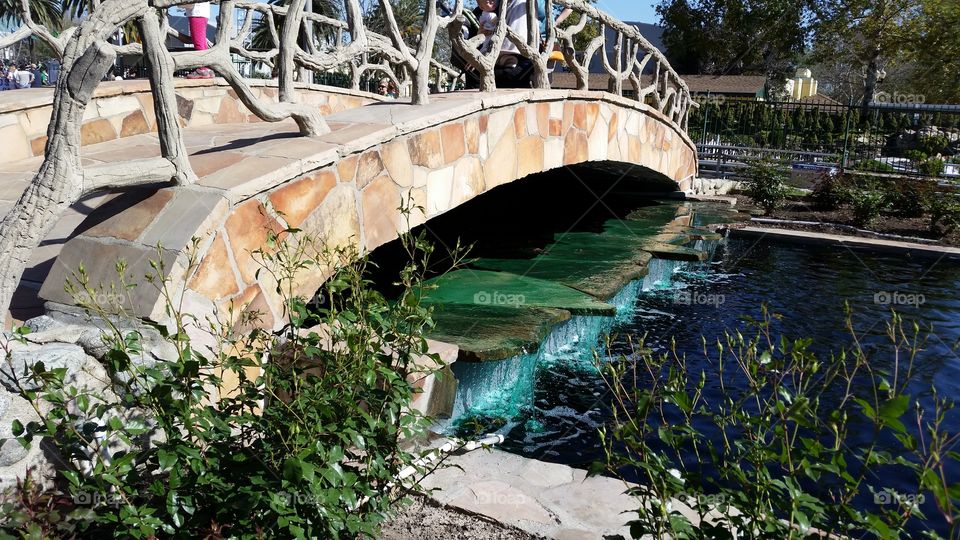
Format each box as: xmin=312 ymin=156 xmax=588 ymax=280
xmin=157 ymin=449 xmax=177 ymax=471
xmin=61 ymin=469 xmax=80 ymax=487
xmin=878 ymin=395 xmax=910 ymax=433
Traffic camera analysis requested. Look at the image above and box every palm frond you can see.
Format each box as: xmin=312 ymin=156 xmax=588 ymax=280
xmin=0 ymin=0 xmax=63 ymax=30
xmin=249 ymin=0 xmax=344 ymax=52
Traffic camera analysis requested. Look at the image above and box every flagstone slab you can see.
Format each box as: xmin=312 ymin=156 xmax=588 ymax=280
xmin=420 ymin=448 xmax=637 ymax=538
xmin=426 ymin=304 xmax=572 ymax=362
xmin=422 ymin=270 xmax=616 ymax=316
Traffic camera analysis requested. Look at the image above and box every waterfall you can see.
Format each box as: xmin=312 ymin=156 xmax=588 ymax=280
xmin=642 ymin=258 xmax=684 ymax=291
xmin=446 ymin=350 xmax=539 ymax=427
xmin=440 ymin=217 xmax=726 ymax=435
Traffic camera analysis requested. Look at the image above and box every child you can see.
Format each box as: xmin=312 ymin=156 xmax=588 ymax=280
xmin=476 ymin=0 xmax=519 ymax=69
xmin=476 ymin=0 xmax=499 ymax=54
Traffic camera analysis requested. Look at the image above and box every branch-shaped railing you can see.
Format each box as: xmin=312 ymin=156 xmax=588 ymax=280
xmin=0 ymin=0 xmax=694 ymax=319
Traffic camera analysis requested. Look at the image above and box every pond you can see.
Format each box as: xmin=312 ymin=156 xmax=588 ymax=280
xmin=443 ymin=232 xmax=960 ymax=536
xmin=449 ymin=236 xmax=960 ymax=453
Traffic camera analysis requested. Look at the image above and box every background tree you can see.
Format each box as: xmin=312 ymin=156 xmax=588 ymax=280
xmin=810 ymin=0 xmax=921 ymax=108
xmin=364 ymin=0 xmax=422 ymax=47
xmin=904 ymin=0 xmax=960 ymax=103
xmin=655 ymin=0 xmax=808 ymax=86
xmin=250 ymin=0 xmax=343 ymax=54
xmin=0 ymin=0 xmax=62 ymax=30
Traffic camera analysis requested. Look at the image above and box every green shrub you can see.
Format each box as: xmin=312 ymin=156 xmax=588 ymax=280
xmin=928 ymin=195 xmax=960 ymax=236
xmin=0 ymin=223 xmax=453 ymax=538
xmin=918 ymin=134 xmax=951 ymax=156
xmin=904 ymin=149 xmax=928 ymax=163
xmin=854 ymin=159 xmax=896 ymax=173
xmin=742 ymin=157 xmax=788 ymax=215
xmin=810 ymin=171 xmax=855 ymax=210
xmin=919 ymin=157 xmax=946 ymax=177
xmin=882 ymin=179 xmax=936 ymax=217
xmin=598 ymin=308 xmax=960 ymax=538
xmin=851 ymin=188 xmax=887 ymax=227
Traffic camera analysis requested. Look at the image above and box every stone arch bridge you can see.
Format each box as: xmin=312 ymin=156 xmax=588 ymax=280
xmin=26 ymin=81 xmax=696 ymax=332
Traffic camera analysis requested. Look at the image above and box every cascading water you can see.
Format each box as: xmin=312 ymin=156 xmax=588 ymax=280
xmin=442 ymin=236 xmax=723 ymax=438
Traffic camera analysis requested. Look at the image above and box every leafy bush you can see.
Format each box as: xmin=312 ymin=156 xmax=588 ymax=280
xmin=882 ymin=179 xmax=936 ymax=217
xmin=919 ymin=157 xmax=946 ymax=177
xmin=851 ymin=188 xmax=887 ymax=227
xmin=928 ymin=194 xmax=960 ymax=236
xmin=904 ymin=149 xmax=928 ymax=163
xmin=855 ymin=159 xmax=896 ymax=173
xmin=742 ymin=157 xmax=788 ymax=215
xmin=810 ymin=171 xmax=855 ymax=210
xmin=918 ymin=134 xmax=951 ymax=156
xmin=0 ymin=223 xmax=451 ymax=538
xmin=598 ymin=308 xmax=960 ymax=538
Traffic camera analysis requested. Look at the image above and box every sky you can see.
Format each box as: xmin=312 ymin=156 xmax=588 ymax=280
xmin=592 ymin=0 xmax=661 ymax=25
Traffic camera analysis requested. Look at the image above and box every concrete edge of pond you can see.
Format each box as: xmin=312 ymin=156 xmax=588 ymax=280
xmin=724 ymin=226 xmax=960 ymax=259
xmin=683 ymin=194 xmax=739 ymax=205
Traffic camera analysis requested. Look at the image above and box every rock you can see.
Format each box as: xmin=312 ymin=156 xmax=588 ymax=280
xmin=0 ymin=342 xmax=107 ymax=393
xmin=0 ymin=390 xmax=38 ymax=467
xmin=24 ymin=315 xmax=61 ymax=333
xmin=0 ymin=389 xmax=47 ymax=493
xmin=26 ymin=312 xmax=178 ymax=366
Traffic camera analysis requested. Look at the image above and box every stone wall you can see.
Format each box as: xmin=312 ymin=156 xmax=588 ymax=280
xmin=0 ymin=79 xmax=381 ymax=165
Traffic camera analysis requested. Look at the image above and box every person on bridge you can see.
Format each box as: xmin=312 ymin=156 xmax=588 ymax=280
xmin=183 ymin=3 xmax=215 ymax=79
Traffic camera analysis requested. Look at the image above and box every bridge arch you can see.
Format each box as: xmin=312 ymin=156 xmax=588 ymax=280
xmin=39 ymin=90 xmax=696 ymax=332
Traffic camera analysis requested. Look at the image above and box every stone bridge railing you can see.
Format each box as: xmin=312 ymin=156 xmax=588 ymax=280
xmin=0 ymin=0 xmax=694 ymax=319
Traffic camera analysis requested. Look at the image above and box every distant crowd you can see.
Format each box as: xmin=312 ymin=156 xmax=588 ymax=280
xmin=0 ymin=63 xmax=49 ymax=90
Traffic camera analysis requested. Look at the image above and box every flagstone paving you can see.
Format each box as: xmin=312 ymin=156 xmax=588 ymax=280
xmin=421 ymin=447 xmax=711 ymax=539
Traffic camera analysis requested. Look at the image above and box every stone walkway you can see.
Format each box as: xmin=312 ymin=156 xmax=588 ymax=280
xmin=1 ymin=93 xmax=497 ymax=321
xmin=0 ymin=89 xmax=498 ymax=321
xmin=419 ymin=448 xmax=638 ymax=539
xmin=0 ymin=119 xmax=309 ymax=322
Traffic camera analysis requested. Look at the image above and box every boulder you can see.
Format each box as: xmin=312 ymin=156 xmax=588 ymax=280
xmin=0 ymin=342 xmax=108 ymax=393
xmin=23 ymin=313 xmax=178 ymax=387
xmin=0 ymin=389 xmax=46 ymax=491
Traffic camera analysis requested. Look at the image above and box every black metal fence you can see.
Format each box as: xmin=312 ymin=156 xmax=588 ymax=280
xmin=689 ymin=98 xmax=960 ymax=183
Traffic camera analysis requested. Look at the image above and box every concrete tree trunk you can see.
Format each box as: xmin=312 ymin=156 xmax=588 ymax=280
xmin=0 ymin=38 xmax=117 ymax=323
